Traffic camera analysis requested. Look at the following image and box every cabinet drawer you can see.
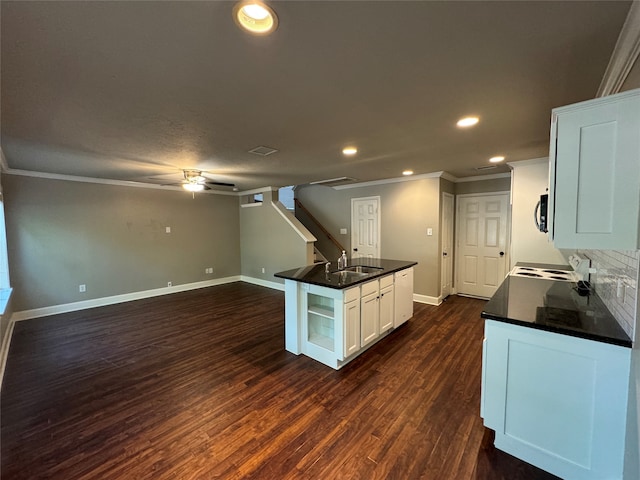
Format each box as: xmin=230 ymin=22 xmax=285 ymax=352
xmin=360 ymin=279 xmax=379 ymax=297
xmin=379 ymin=273 xmax=393 ymax=289
xmin=344 ymin=286 xmax=360 ymax=303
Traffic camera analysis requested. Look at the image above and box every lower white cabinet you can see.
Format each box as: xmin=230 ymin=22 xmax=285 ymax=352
xmin=394 ymin=267 xmax=413 ymax=327
xmin=360 ymin=279 xmax=380 ymax=347
xmin=343 ymin=289 xmax=361 ymax=358
xmin=482 ymin=320 xmax=631 ymax=480
xmin=283 ymin=268 xmax=414 ymax=370
xmin=379 ymin=281 xmax=394 ymax=333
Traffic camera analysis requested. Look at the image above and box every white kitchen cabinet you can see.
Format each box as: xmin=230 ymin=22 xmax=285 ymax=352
xmin=549 ymin=88 xmax=640 ymax=249
xmin=394 ymin=267 xmax=413 ymax=327
xmin=482 ymin=320 xmax=631 ymax=480
xmin=283 ymin=266 xmax=414 ymax=369
xmin=343 ymin=287 xmax=361 ymax=358
xmin=360 ymin=279 xmax=380 ymax=348
xmin=379 ymin=277 xmax=394 ymax=334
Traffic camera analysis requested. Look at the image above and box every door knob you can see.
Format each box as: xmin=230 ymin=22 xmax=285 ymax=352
xmin=353 ymin=248 xmax=358 ymax=252
xmin=443 ymin=252 xmax=448 ymax=256
xmin=499 ymin=251 xmax=505 ymax=257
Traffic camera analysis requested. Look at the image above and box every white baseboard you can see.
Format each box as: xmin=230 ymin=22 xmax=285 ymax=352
xmin=413 ymin=293 xmax=441 ymax=306
xmin=240 ymin=276 xmax=285 ymax=291
xmin=12 ymin=276 xmax=242 ymax=322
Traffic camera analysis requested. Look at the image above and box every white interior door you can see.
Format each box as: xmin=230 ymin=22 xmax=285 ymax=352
xmin=441 ymin=192 xmax=454 ymax=299
xmin=456 ymin=194 xmax=509 ymax=298
xmin=351 ymin=196 xmax=380 ymax=259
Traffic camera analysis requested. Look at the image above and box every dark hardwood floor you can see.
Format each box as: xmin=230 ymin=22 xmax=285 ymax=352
xmin=1 ymin=282 xmax=559 ymax=479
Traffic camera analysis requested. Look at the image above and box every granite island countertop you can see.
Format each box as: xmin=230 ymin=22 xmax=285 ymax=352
xmin=275 ymin=258 xmax=417 ymax=290
xmin=482 ymin=274 xmax=631 ymax=348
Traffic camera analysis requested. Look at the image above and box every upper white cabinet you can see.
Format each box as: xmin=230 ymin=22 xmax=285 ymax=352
xmin=549 ymin=88 xmax=640 ymax=249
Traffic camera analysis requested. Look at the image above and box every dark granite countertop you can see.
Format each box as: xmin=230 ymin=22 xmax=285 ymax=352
xmin=274 ymin=258 xmax=417 ymax=290
xmin=482 ymin=274 xmax=632 ymax=348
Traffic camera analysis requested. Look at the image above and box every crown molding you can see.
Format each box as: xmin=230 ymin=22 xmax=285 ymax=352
xmin=597 ymin=1 xmax=640 ymax=97
xmin=454 ymin=172 xmax=511 ymax=183
xmin=507 ymin=157 xmax=549 ymax=168
xmin=2 ymin=168 xmax=248 ymax=196
xmin=333 ymin=171 xmax=446 ymax=190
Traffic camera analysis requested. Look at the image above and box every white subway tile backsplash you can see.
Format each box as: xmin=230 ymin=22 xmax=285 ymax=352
xmin=577 ymin=249 xmax=639 ymax=339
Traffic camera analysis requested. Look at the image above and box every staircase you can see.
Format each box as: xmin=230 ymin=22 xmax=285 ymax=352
xmin=294 ymin=198 xmax=345 ymax=264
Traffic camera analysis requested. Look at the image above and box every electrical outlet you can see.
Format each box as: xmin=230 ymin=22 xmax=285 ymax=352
xmin=205 ymin=267 xmax=214 ymax=274
xmin=167 ymin=281 xmax=172 ymax=287
xmin=79 ymin=284 xmax=86 ymax=293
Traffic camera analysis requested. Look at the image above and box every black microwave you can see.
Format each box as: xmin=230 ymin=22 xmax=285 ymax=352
xmin=535 ymin=194 xmax=548 ymax=233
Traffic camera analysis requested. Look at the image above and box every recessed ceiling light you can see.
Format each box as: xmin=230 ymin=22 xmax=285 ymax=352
xmin=233 ymin=1 xmax=278 ymax=35
xmin=342 ymin=147 xmax=358 ymax=156
xmin=456 ymin=116 xmax=479 ymax=128
xmin=402 ymin=170 xmax=414 ymax=176
xmin=489 ymin=156 xmax=505 ymax=163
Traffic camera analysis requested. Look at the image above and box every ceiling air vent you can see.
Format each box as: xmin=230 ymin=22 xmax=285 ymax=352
xmin=475 ymin=165 xmax=497 ymax=171
xmin=248 ymin=146 xmax=278 ymax=156
xmin=309 ymin=176 xmax=358 ymax=187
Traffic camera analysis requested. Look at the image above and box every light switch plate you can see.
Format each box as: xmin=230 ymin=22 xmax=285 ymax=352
xmin=340 ymin=228 xmax=347 ymax=234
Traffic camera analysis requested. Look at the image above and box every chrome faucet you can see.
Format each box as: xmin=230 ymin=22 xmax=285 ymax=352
xmin=325 ymin=262 xmax=331 ymax=273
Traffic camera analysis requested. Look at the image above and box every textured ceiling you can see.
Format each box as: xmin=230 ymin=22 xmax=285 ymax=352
xmin=0 ymin=1 xmax=632 ymax=191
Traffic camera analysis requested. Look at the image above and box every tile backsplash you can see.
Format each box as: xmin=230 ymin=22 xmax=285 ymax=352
xmin=577 ymin=249 xmax=638 ymax=339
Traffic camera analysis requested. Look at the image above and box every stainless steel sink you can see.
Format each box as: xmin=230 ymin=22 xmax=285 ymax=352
xmin=330 ymin=270 xmax=369 ymax=279
xmin=329 ymin=265 xmax=384 ymax=280
xmin=343 ymin=265 xmax=384 ymax=274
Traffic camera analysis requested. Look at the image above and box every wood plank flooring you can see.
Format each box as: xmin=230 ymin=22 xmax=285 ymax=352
xmin=1 ymin=282 xmax=559 ymax=479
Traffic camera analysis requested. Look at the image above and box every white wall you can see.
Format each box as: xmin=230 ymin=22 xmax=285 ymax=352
xmin=509 ymin=158 xmax=565 ymax=267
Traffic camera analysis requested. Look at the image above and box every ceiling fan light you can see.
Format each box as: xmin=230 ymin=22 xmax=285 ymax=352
xmin=183 ymin=183 xmax=205 ymax=192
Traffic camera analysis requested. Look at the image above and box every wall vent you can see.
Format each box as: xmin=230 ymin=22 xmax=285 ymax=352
xmin=309 ymin=176 xmax=358 ymax=187
xmin=248 ymin=146 xmax=278 ymax=156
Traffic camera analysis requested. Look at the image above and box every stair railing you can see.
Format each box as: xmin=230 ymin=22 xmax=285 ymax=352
xmin=294 ymin=199 xmax=346 ymax=255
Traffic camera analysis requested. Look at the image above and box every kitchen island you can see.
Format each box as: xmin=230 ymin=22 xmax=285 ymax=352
xmin=481 ymin=266 xmax=632 ymax=480
xmin=275 ymin=258 xmax=416 ymax=369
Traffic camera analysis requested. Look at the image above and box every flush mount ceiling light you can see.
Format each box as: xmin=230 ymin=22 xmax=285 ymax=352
xmin=233 ymin=1 xmax=278 ymax=35
xmin=402 ymin=170 xmax=414 ymax=176
xmin=456 ymin=116 xmax=479 ymax=128
xmin=489 ymin=155 xmax=505 ymax=163
xmin=342 ymin=146 xmax=358 ymax=156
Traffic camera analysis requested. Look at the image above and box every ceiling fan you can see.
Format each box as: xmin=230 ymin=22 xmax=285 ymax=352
xmin=167 ymin=169 xmax=236 ymax=192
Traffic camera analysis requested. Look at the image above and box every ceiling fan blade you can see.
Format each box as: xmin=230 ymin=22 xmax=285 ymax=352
xmin=205 ymin=181 xmax=235 ymax=187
